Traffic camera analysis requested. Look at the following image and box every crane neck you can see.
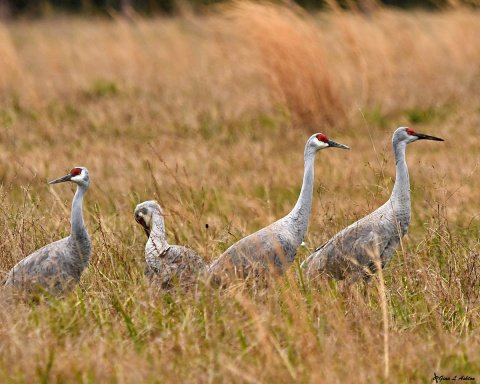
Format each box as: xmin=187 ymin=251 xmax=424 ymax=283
xmin=289 ymin=146 xmax=316 ymax=224
xmin=390 ymin=140 xmax=410 ymax=207
xmin=149 ymin=211 xmax=169 ymax=250
xmin=71 ymin=184 xmax=88 ymax=238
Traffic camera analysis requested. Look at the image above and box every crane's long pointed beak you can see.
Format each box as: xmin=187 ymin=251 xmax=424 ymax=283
xmin=48 ymin=174 xmax=72 ymax=185
xmin=416 ymin=133 xmax=444 ymax=141
xmin=328 ymin=140 xmax=350 ymax=150
xmin=135 ymin=215 xmax=151 ymax=238
xmin=143 ymin=227 xmax=151 ymax=238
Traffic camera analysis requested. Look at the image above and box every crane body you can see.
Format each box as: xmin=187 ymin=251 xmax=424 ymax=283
xmin=4 ymin=167 xmax=91 ymax=294
xmin=135 ymin=200 xmax=207 ymax=290
xmin=209 ymin=133 xmax=350 ymax=282
xmin=302 ymin=127 xmax=443 ymax=281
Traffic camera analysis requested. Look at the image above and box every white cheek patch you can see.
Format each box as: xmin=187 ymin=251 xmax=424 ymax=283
xmin=140 ymin=212 xmax=152 ymax=228
xmin=315 ymin=139 xmax=329 ymax=149
xmin=71 ymin=170 xmax=86 ymax=183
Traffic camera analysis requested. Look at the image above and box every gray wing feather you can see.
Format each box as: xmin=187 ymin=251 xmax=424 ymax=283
xmin=4 ymin=238 xmax=78 ymax=294
xmin=209 ymin=221 xmax=300 ymax=280
xmin=146 ymin=245 xmax=207 ymax=290
xmin=305 ymin=204 xmax=404 ymax=280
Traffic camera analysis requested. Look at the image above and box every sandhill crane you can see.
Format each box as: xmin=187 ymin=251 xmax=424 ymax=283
xmin=208 ymin=133 xmax=350 ymax=282
xmin=4 ymin=167 xmax=91 ymax=294
xmin=134 ymin=200 xmax=207 ymax=289
xmin=302 ymin=127 xmax=444 ymax=282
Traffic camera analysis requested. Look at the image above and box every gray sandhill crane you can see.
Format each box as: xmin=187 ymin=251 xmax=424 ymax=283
xmin=302 ymin=127 xmax=444 ymax=281
xmin=134 ymin=200 xmax=207 ymax=289
xmin=4 ymin=167 xmax=91 ymax=294
xmin=208 ymin=133 xmax=350 ymax=282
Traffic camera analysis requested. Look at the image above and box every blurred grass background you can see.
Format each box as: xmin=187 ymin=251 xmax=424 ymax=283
xmin=0 ymin=2 xmax=479 ymax=382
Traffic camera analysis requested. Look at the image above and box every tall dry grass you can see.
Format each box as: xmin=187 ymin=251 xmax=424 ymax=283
xmin=0 ymin=3 xmax=479 ymax=382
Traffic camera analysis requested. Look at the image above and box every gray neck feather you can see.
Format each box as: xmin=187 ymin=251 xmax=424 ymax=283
xmin=389 ymin=140 xmax=411 ymax=234
xmin=288 ymin=146 xmax=316 ymax=229
xmin=68 ymin=184 xmax=91 ymax=277
xmin=71 ymin=184 xmax=87 ymax=237
xmin=149 ymin=212 xmax=169 ymax=250
xmin=390 ymin=141 xmax=410 ymax=205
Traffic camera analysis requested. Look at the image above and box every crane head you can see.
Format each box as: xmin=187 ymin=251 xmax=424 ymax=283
xmin=394 ymin=127 xmax=444 ymax=144
xmin=134 ymin=200 xmax=163 ymax=237
xmin=311 ymin=133 xmax=350 ymax=151
xmin=48 ymin=167 xmax=90 ymax=187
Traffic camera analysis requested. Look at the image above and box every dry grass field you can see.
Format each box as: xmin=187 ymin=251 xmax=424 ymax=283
xmin=0 ymin=2 xmax=480 ymax=382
